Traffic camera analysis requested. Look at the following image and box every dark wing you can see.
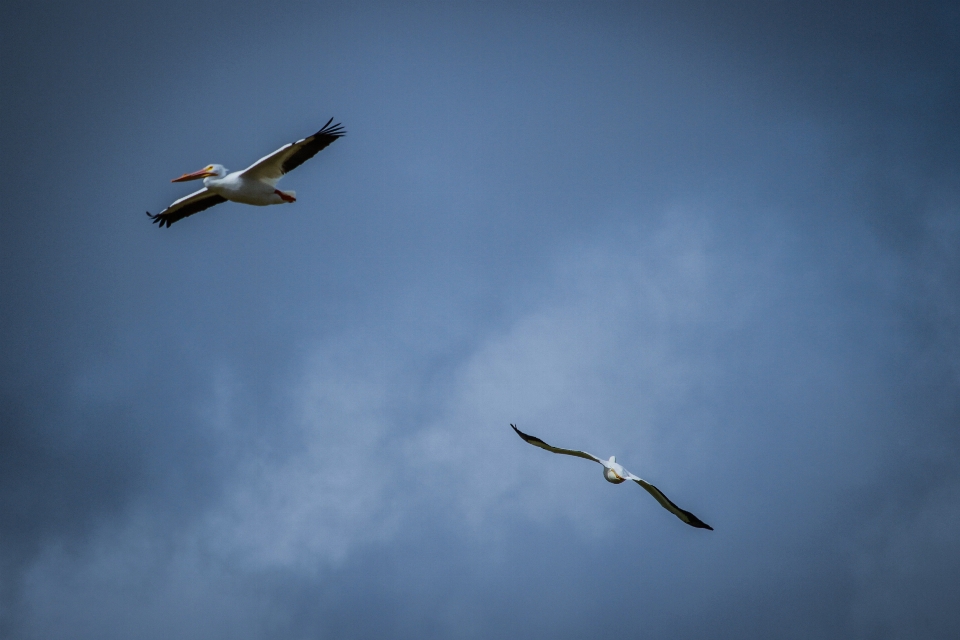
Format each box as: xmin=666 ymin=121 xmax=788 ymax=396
xmin=241 ymin=118 xmax=346 ymax=183
xmin=633 ymin=478 xmax=713 ymax=530
xmin=510 ymin=424 xmax=602 ymax=464
xmin=147 ymin=187 xmax=227 ymax=228
xmin=280 ymin=118 xmax=346 ymax=173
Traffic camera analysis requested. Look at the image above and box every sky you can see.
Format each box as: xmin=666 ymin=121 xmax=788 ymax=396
xmin=2 ymin=1 xmax=960 ymax=638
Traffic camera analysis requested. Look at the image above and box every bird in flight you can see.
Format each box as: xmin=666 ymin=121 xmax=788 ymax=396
xmin=511 ymin=424 xmax=713 ymax=530
xmin=147 ymin=118 xmax=345 ymax=227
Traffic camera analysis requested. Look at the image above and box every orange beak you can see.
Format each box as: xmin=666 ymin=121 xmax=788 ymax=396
xmin=171 ymin=167 xmax=216 ymax=182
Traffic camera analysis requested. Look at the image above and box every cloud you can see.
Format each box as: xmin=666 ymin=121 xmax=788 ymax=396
xmin=4 ymin=2 xmax=960 ymax=638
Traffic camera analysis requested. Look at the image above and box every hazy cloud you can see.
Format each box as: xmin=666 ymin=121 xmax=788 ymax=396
xmin=2 ymin=2 xmax=959 ymax=639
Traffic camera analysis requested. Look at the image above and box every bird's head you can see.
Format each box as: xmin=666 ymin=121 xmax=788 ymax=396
xmin=172 ymin=164 xmax=227 ymax=182
xmin=603 ymin=467 xmax=626 ymax=484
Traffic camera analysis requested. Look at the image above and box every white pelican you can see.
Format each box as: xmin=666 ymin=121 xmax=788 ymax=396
xmin=147 ymin=118 xmax=345 ymax=227
xmin=511 ymin=424 xmax=713 ymax=530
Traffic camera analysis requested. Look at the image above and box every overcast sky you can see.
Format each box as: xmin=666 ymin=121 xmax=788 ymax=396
xmin=2 ymin=1 xmax=960 ymax=638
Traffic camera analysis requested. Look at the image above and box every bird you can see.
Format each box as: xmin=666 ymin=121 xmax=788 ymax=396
xmin=511 ymin=424 xmax=713 ymax=530
xmin=147 ymin=118 xmax=345 ymax=227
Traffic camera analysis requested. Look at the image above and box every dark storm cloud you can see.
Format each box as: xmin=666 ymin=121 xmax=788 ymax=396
xmin=2 ymin=2 xmax=960 ymax=639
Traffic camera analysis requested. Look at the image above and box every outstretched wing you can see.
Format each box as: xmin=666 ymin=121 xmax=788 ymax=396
xmin=510 ymin=424 xmax=602 ymax=464
xmin=147 ymin=187 xmax=227 ymax=228
xmin=240 ymin=118 xmax=346 ymax=184
xmin=631 ymin=477 xmax=713 ymax=530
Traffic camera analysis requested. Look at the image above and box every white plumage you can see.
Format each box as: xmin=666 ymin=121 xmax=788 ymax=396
xmin=147 ymin=118 xmax=345 ymax=227
xmin=511 ymin=424 xmax=713 ymax=530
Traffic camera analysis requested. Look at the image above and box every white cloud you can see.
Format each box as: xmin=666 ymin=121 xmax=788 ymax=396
xmin=197 ymin=210 xmax=742 ymax=567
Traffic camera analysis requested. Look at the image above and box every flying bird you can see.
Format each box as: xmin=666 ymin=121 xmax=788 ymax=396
xmin=511 ymin=424 xmax=713 ymax=530
xmin=147 ymin=118 xmax=345 ymax=227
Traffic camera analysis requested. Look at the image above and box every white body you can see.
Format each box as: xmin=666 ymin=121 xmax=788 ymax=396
xmin=203 ymin=168 xmax=295 ymax=206
xmin=602 ymin=457 xmax=627 ymax=484
xmin=147 ymin=119 xmax=343 ymax=227
xmin=510 ymin=424 xmax=713 ymax=530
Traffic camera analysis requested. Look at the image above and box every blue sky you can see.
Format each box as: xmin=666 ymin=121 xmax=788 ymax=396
xmin=2 ymin=2 xmax=960 ymax=638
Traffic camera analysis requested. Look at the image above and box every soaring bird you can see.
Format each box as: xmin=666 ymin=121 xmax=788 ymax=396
xmin=511 ymin=424 xmax=713 ymax=530
xmin=147 ymin=118 xmax=345 ymax=227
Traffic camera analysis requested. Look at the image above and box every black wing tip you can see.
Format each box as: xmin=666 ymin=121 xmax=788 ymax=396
xmin=640 ymin=480 xmax=714 ymax=530
xmin=510 ymin=424 xmax=550 ymax=447
xmin=146 ymin=211 xmax=171 ymax=228
xmin=317 ymin=117 xmax=346 ymax=138
xmin=685 ymin=513 xmax=714 ymax=530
